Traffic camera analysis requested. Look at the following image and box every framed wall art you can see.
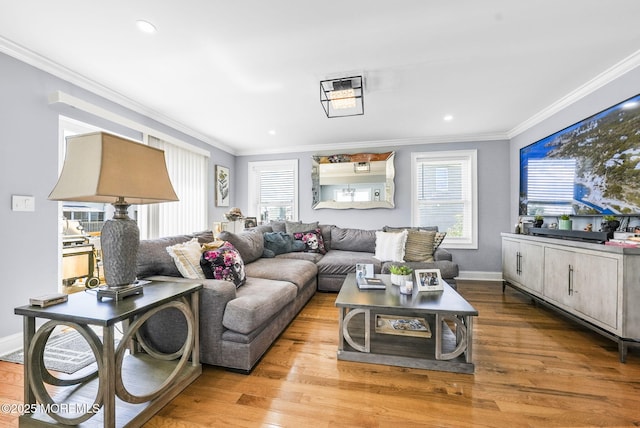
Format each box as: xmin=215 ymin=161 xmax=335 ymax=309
xmin=215 ymin=165 xmax=230 ymax=207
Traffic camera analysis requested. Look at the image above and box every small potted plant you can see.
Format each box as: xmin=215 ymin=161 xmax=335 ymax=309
xmin=559 ymin=214 xmax=572 ymax=230
xmin=602 ymin=215 xmax=620 ymax=239
xmin=389 ymin=265 xmax=413 ymax=286
xmin=533 ymin=215 xmax=544 ymax=228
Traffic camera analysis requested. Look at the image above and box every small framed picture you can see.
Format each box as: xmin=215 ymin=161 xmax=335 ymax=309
xmin=215 ymin=165 xmax=230 ymax=207
xmin=415 ymin=268 xmax=444 ymax=292
xmin=244 ymin=217 xmax=257 ymax=229
xmin=355 ymin=263 xmax=374 ymax=279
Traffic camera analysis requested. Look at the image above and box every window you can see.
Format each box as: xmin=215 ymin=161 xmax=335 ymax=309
xmin=248 ymin=160 xmax=298 ymax=223
xmin=411 ymin=150 xmax=477 ymax=249
xmin=140 ymin=135 xmax=208 ymax=238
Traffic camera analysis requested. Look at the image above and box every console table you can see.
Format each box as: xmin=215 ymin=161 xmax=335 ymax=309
xmin=15 ymin=281 xmax=202 ymax=427
xmin=502 ymin=233 xmax=640 ymax=361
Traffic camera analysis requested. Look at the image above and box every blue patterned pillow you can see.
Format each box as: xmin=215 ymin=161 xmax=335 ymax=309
xmin=200 ymin=243 xmax=246 ymax=288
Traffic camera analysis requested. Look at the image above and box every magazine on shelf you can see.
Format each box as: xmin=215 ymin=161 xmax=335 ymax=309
xmin=375 ymin=315 xmax=431 ymax=338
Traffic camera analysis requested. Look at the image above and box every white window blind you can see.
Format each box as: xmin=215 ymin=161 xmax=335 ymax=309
xmin=248 ymin=160 xmax=298 ymax=223
xmin=139 ymin=136 xmax=208 ymax=238
xmin=412 ymin=150 xmax=477 ymax=249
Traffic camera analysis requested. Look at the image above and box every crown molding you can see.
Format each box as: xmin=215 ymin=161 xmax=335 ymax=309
xmin=508 ymin=49 xmax=640 ymax=139
xmin=236 ymin=132 xmax=508 ymax=156
xmin=0 ymin=36 xmax=236 ymax=155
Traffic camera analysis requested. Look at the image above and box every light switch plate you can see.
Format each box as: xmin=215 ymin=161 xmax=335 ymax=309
xmin=12 ymin=195 xmax=35 ymax=212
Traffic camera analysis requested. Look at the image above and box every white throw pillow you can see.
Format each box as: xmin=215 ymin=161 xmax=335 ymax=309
xmin=166 ymin=238 xmax=205 ymax=279
xmin=374 ymin=230 xmax=408 ymax=262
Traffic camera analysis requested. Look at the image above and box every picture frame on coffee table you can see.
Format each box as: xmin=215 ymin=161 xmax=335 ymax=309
xmin=415 ymin=268 xmax=443 ymax=292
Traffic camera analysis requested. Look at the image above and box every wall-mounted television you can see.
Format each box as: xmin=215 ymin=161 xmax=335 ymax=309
xmin=519 ymin=93 xmax=640 ymax=216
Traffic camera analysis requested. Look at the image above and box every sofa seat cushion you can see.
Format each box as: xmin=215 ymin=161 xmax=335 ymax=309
xmin=275 ymin=252 xmax=324 ymax=263
xmin=222 ymin=277 xmax=297 ymax=334
xmin=243 ymin=258 xmax=318 ymax=291
xmin=316 ymin=250 xmax=381 ymax=276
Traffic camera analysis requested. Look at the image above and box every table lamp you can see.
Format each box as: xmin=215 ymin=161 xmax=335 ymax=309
xmin=49 ymin=132 xmax=178 ymax=300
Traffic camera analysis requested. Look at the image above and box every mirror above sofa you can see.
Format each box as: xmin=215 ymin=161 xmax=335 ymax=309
xmin=312 ymin=151 xmax=395 ymax=209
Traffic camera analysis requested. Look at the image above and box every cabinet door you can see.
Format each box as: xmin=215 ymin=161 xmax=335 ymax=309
xmin=520 ymin=242 xmax=544 ymax=294
xmin=543 ymin=247 xmax=575 ymax=309
xmin=574 ymin=254 xmax=619 ymax=329
xmin=502 ymin=239 xmax=520 ymax=284
xmin=503 ymin=238 xmax=544 ymax=295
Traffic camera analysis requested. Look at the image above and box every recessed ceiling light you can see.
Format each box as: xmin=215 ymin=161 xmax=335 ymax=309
xmin=444 ymin=115 xmax=454 ymax=121
xmin=268 ymin=130 xmax=276 ymax=136
xmin=136 ymin=20 xmax=157 ymax=34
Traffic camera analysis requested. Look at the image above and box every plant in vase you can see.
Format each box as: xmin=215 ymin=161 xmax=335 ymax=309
xmin=559 ymin=214 xmax=572 ymax=231
xmin=602 ymin=215 xmax=620 ymax=239
xmin=389 ymin=265 xmax=413 ymax=286
xmin=533 ymin=215 xmax=544 ymax=228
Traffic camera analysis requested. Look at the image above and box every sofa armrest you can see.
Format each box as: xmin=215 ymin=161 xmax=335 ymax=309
xmin=137 ymin=276 xmax=237 ymax=366
xmin=434 ymin=248 xmax=452 ymax=262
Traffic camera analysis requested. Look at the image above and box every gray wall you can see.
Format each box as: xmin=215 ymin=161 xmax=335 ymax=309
xmin=0 ymin=52 xmax=232 ymax=338
xmin=235 ymin=139 xmax=511 ymax=274
xmin=509 ymin=67 xmax=640 ymax=227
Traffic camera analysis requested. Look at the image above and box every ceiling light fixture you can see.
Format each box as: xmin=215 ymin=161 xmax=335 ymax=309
xmin=444 ymin=115 xmax=454 ymax=121
xmin=320 ymin=76 xmax=364 ymax=118
xmin=136 ymin=20 xmax=157 ymax=34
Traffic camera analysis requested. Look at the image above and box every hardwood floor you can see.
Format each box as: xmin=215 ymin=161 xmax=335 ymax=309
xmin=2 ymin=281 xmax=640 ymax=427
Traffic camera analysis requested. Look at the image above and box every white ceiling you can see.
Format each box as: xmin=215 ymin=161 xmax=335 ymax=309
xmin=1 ymin=1 xmax=639 ymax=155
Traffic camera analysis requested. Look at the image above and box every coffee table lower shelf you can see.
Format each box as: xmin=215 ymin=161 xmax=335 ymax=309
xmin=337 ymin=311 xmax=474 ymax=374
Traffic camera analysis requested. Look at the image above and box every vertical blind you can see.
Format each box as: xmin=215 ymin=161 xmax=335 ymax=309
xmin=141 ymin=136 xmax=208 ymax=238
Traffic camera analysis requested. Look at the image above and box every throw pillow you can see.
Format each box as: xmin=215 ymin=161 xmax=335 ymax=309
xmin=263 ymin=232 xmax=305 ymax=256
xmin=165 ymin=238 xmax=205 ymax=279
xmin=433 ymin=232 xmax=447 ymax=251
xmin=374 ymin=230 xmax=408 ymax=262
xmin=404 ymin=229 xmax=437 ymax=262
xmin=293 ymin=229 xmax=327 ymax=254
xmin=200 ymin=243 xmax=246 ymax=288
xmin=286 ymin=221 xmax=319 ymax=234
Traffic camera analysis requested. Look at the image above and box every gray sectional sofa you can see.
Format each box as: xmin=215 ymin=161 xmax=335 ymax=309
xmin=135 ymin=222 xmax=458 ymax=372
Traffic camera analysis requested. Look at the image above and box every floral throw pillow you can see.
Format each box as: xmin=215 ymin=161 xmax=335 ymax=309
xmin=293 ymin=229 xmax=327 ymax=254
xmin=200 ymin=242 xmax=246 ymax=288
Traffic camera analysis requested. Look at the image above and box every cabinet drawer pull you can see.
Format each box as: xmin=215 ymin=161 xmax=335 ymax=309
xmin=568 ymin=265 xmax=574 ymax=295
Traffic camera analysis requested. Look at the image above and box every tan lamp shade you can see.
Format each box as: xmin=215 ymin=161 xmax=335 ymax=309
xmin=49 ymin=132 xmax=179 ymax=204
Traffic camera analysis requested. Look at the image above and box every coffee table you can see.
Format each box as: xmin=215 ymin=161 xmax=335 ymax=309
xmin=335 ymin=273 xmax=478 ymax=373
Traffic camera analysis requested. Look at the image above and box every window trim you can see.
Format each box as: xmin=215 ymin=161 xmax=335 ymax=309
xmin=411 ymin=149 xmax=478 ymax=250
xmin=247 ymin=159 xmax=299 ymax=222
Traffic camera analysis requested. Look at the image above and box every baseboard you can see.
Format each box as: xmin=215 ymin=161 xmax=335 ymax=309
xmin=0 ymin=332 xmax=23 ymax=356
xmin=455 ymin=271 xmax=503 ymax=282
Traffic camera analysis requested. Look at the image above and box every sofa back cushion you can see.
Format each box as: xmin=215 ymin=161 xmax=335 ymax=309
xmin=218 ymin=230 xmax=264 ymax=264
xmin=137 ymin=234 xmax=193 ymax=278
xmin=330 ymin=227 xmax=377 ymax=253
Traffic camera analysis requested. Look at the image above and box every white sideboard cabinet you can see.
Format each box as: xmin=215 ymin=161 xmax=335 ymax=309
xmin=501 ymin=233 xmax=640 ymax=361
